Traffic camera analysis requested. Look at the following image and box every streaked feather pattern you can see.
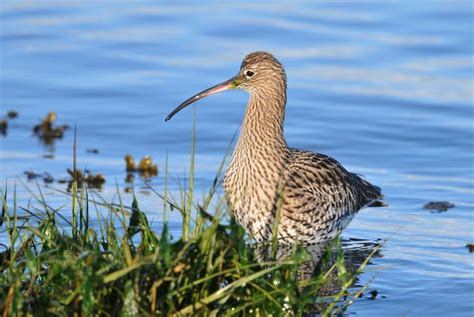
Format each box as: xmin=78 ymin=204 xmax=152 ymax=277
xmin=223 ymin=52 xmax=385 ymax=244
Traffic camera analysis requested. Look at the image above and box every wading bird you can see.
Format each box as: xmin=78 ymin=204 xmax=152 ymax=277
xmin=166 ymin=51 xmax=385 ymax=244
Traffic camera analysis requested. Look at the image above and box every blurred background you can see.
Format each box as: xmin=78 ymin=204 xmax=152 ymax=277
xmin=0 ymin=1 xmax=473 ymax=316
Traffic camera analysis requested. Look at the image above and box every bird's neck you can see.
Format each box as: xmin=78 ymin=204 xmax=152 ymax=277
xmin=237 ymin=90 xmax=288 ymax=156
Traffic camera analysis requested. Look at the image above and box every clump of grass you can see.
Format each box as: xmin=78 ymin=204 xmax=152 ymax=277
xmin=0 ymin=188 xmax=372 ymax=316
xmin=0 ymin=130 xmax=378 ymax=316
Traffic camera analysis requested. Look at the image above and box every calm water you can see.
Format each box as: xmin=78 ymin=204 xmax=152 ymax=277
xmin=1 ymin=1 xmax=473 ymax=315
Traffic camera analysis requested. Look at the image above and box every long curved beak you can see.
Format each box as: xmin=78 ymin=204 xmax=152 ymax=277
xmin=165 ymin=76 xmax=239 ymax=121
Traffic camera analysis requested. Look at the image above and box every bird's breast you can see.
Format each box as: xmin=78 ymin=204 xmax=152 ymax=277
xmin=224 ymin=144 xmax=288 ymax=239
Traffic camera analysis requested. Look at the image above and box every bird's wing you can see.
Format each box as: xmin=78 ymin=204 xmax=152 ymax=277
xmin=283 ymin=150 xmax=382 ymax=222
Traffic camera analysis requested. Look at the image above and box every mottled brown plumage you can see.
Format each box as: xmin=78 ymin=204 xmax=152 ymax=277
xmin=166 ymin=51 xmax=385 ymax=244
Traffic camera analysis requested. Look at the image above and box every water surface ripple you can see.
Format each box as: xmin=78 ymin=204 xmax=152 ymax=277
xmin=0 ymin=1 xmax=473 ymax=316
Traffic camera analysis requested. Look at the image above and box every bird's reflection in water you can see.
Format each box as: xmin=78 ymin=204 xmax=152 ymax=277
xmin=251 ymin=237 xmax=384 ymax=313
xmin=253 ymin=238 xmax=383 ymax=279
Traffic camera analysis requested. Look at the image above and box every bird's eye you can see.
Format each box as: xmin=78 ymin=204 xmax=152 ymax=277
xmin=245 ymin=70 xmax=255 ymax=78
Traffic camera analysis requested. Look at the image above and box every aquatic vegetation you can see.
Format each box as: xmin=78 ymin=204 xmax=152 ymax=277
xmin=23 ymin=168 xmax=105 ymax=190
xmin=466 ymin=244 xmax=474 ymax=253
xmin=423 ymin=201 xmax=455 ymax=212
xmin=43 ymin=172 xmax=54 ymax=184
xmin=24 ymin=170 xmax=43 ymax=180
xmin=125 ymin=154 xmax=159 ymax=180
xmin=0 ymin=110 xmax=18 ymax=136
xmin=0 ymin=119 xmax=7 ymax=136
xmin=32 ymin=112 xmax=69 ymax=144
xmin=125 ymin=154 xmax=136 ymax=171
xmin=23 ymin=170 xmax=54 ymax=184
xmin=86 ymin=148 xmax=99 ymax=154
xmin=6 ymin=111 xmax=18 ymax=119
xmin=66 ymin=168 xmax=106 ymax=191
xmin=138 ymin=156 xmax=158 ymax=176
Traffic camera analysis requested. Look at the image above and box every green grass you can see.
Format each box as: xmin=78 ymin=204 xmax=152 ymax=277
xmin=0 ymin=130 xmax=378 ymax=316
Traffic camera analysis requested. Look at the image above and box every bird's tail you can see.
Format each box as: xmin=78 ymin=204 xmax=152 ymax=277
xmin=354 ymin=174 xmax=388 ymax=208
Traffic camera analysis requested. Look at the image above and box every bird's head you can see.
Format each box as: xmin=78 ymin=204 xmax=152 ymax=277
xmin=165 ymin=51 xmax=286 ymax=121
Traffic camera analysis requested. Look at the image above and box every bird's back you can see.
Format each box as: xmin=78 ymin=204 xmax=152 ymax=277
xmin=278 ymin=149 xmax=384 ymax=243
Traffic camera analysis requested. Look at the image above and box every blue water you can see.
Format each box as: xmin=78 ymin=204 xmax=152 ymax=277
xmin=1 ymin=1 xmax=473 ymax=316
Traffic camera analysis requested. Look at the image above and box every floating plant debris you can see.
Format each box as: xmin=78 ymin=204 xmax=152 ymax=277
xmin=33 ymin=112 xmax=69 ymax=144
xmin=124 ymin=173 xmax=135 ymax=193
xmin=369 ymin=290 xmax=378 ymax=300
xmin=125 ymin=154 xmax=136 ymax=172
xmin=125 ymin=173 xmax=134 ymax=183
xmin=423 ymin=201 xmax=455 ymax=212
xmin=86 ymin=148 xmax=99 ymax=154
xmin=24 ymin=170 xmax=55 ymax=184
xmin=138 ymin=156 xmax=158 ymax=174
xmin=24 ymin=170 xmax=43 ymax=180
xmin=0 ymin=110 xmax=18 ymax=136
xmin=0 ymin=119 xmax=7 ymax=136
xmin=466 ymin=243 xmax=474 ymax=253
xmin=124 ymin=154 xmax=158 ymax=178
xmin=43 ymin=173 xmax=54 ymax=184
xmin=7 ymin=111 xmax=18 ymax=118
xmin=66 ymin=168 xmax=106 ymax=191
xmin=123 ymin=155 xmax=157 ymax=193
xmin=88 ymin=174 xmax=106 ymax=187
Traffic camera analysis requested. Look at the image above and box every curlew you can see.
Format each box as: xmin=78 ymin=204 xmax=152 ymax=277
xmin=166 ymin=51 xmax=385 ymax=244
